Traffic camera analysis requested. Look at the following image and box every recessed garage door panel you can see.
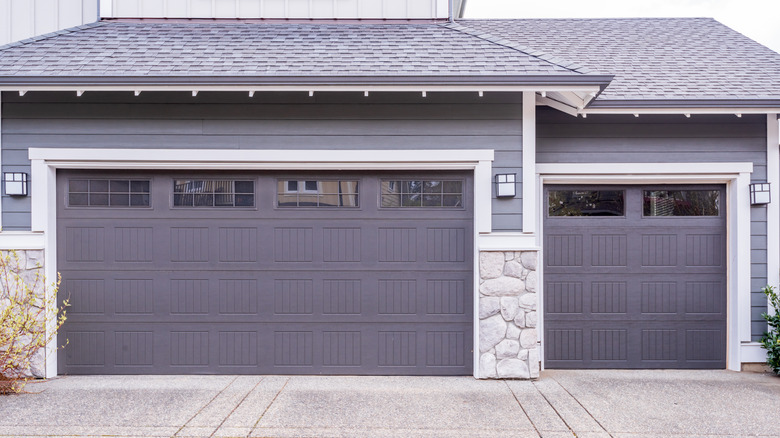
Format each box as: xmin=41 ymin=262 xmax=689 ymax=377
xmin=544 ymin=185 xmax=726 ymax=369
xmin=58 ymin=171 xmax=473 ymax=375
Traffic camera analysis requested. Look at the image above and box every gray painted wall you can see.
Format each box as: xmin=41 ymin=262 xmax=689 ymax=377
xmin=0 ymin=91 xmax=523 ymax=233
xmin=537 ymin=108 xmax=769 ymax=340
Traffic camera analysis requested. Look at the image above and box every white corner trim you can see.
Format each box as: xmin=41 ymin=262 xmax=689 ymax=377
xmin=767 ymin=115 xmax=780 ymax=294
xmin=537 ymin=162 xmax=754 ymax=371
xmin=522 ymin=91 xmax=537 ymax=235
xmin=740 ymin=342 xmax=768 ymax=363
xmin=537 ymin=162 xmax=754 ymax=175
xmin=0 ymin=232 xmax=45 ymax=249
xmin=478 ymin=233 xmax=539 ymax=251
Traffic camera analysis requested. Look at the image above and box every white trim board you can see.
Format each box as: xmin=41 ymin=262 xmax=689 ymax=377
xmin=536 ymin=162 xmax=754 ymax=371
xmin=5 ymin=85 xmax=604 ymax=94
xmin=0 ymin=232 xmax=45 ymax=249
xmin=580 ymin=108 xmax=780 ymax=116
xmin=27 ymin=147 xmax=496 ymax=378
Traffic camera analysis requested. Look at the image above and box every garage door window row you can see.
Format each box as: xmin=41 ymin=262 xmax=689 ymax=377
xmin=68 ymin=179 xmax=151 ymax=207
xmin=548 ymin=189 xmax=720 ymax=217
xmin=67 ymin=178 xmax=466 ymax=209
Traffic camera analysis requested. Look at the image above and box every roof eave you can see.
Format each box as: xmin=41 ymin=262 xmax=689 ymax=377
xmin=0 ymin=74 xmax=615 ymax=94
xmin=587 ymin=99 xmax=780 ymax=110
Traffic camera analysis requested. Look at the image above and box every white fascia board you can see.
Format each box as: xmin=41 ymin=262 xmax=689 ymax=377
xmin=581 ymin=107 xmax=780 ymax=115
xmin=537 ymin=162 xmax=754 ymax=176
xmin=0 ymin=232 xmax=45 ymax=249
xmin=478 ymin=233 xmax=538 ymax=251
xmin=3 ymin=85 xmax=603 ymax=94
xmin=28 ymin=148 xmax=494 ymax=169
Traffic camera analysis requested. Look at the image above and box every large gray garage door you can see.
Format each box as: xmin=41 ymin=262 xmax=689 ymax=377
xmin=57 ymin=170 xmax=473 ymax=375
xmin=544 ymin=185 xmax=726 ymax=369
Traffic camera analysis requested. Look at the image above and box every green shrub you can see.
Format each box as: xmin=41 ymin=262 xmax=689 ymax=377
xmin=760 ymin=285 xmax=780 ymax=376
xmin=0 ymin=251 xmax=67 ymax=394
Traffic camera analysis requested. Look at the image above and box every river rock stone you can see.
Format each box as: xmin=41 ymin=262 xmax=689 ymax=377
xmin=497 ymin=358 xmax=530 ymax=379
xmin=525 ymin=271 xmax=538 ymax=293
xmin=520 ymin=251 xmax=538 ymax=271
xmin=519 ymin=293 xmax=537 ymax=310
xmin=495 ymin=339 xmax=520 ymax=359
xmin=480 ymin=353 xmax=497 ymax=379
xmin=525 ymin=311 xmax=537 ymax=328
xmin=479 ymin=314 xmax=507 ymax=352
xmin=529 ymin=348 xmax=540 ymax=379
xmin=503 ymin=260 xmax=523 ymax=279
xmin=513 ymin=311 xmax=526 ymax=328
xmin=479 ymin=297 xmax=501 ymax=319
xmin=520 ymin=329 xmax=538 ymax=349
xmin=506 ymin=323 xmax=521 ymax=340
xmin=499 ymin=297 xmax=520 ymax=321
xmin=480 ymin=276 xmax=525 ymax=297
xmin=480 ymin=252 xmax=505 ymax=279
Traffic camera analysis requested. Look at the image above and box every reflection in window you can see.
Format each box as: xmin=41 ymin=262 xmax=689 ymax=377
xmin=548 ymin=190 xmax=624 ymax=216
xmin=69 ymin=179 xmax=150 ymax=207
xmin=173 ymin=180 xmax=254 ymax=207
xmin=644 ymin=190 xmax=719 ymax=216
xmin=277 ymin=180 xmax=359 ymax=207
xmin=381 ymin=180 xmax=463 ymax=208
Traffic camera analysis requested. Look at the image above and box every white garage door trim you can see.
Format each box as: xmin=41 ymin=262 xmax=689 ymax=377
xmin=28 ymin=147 xmax=494 ymax=378
xmin=536 ymin=162 xmax=753 ymax=372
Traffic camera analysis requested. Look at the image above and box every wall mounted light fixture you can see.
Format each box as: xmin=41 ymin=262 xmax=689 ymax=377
xmin=495 ymin=173 xmax=516 ymax=198
xmin=3 ymin=172 xmax=28 ymax=196
xmin=750 ymin=182 xmax=771 ymax=205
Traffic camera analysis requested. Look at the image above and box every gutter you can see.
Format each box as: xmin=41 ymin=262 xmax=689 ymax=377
xmin=0 ymin=75 xmax=615 ymax=89
xmin=587 ymin=99 xmax=780 ymax=109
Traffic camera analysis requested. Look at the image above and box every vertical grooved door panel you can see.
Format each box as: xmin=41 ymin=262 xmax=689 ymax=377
xmin=544 ymin=184 xmax=726 ymax=369
xmin=58 ymin=170 xmax=472 ymax=375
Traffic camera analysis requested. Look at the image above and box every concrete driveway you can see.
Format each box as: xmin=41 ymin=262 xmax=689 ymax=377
xmin=0 ymin=370 xmax=778 ymax=438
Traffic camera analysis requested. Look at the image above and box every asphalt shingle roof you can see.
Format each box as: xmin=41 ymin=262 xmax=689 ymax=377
xmin=459 ymin=18 xmax=780 ymax=101
xmin=0 ymin=21 xmax=579 ymax=77
xmin=1 ymin=18 xmax=779 ymax=103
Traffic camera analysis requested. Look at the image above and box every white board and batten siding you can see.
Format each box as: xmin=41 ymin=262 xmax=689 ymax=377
xmin=0 ymin=0 xmax=98 ymax=46
xmin=100 ymin=0 xmax=452 ymax=19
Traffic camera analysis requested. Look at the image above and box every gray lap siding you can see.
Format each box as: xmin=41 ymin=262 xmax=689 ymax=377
xmin=537 ymin=108 xmax=769 ymax=340
xmin=0 ymin=91 xmax=524 ymax=232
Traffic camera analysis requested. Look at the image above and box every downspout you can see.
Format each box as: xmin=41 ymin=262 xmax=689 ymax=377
xmin=449 ymin=0 xmax=454 ymax=22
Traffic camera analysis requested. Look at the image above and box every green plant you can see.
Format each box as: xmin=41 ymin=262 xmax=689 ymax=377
xmin=0 ymin=251 xmax=67 ymax=394
xmin=759 ymin=285 xmax=780 ymax=376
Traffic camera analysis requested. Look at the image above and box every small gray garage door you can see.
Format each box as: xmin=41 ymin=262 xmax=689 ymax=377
xmin=57 ymin=170 xmax=473 ymax=375
xmin=544 ymin=185 xmax=726 ymax=369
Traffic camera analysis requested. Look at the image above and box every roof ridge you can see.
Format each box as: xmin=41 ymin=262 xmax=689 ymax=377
xmin=0 ymin=21 xmax=107 ymax=52
xmin=440 ymin=21 xmax=598 ymax=75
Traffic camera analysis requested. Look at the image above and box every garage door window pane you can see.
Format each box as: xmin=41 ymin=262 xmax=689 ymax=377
xmin=278 ymin=180 xmax=359 ymax=207
xmin=548 ymin=190 xmax=624 ymax=216
xmin=381 ymin=180 xmax=463 ymax=208
xmin=173 ymin=180 xmax=255 ymax=208
xmin=68 ymin=179 xmax=150 ymax=207
xmin=644 ymin=190 xmax=719 ymax=216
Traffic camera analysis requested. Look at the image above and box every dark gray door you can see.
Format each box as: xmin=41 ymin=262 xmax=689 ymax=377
xmin=57 ymin=170 xmax=473 ymax=375
xmin=544 ymin=185 xmax=726 ymax=369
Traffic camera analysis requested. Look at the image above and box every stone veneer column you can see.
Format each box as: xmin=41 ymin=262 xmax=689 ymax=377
xmin=0 ymin=249 xmax=47 ymax=378
xmin=478 ymin=251 xmax=539 ymax=379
